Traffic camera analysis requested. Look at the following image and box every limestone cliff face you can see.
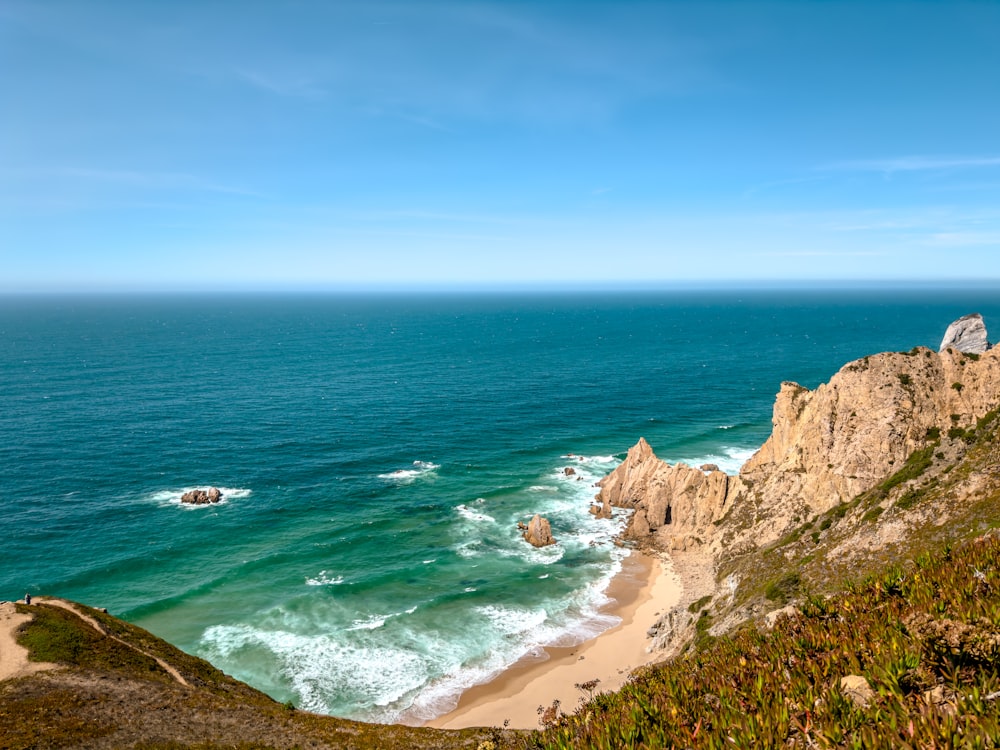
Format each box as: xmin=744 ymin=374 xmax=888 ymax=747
xmin=598 ymin=344 xmax=1000 ymax=549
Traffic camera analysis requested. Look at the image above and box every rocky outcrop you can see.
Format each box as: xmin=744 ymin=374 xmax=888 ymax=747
xmin=940 ymin=313 xmax=990 ymax=354
xmin=597 ymin=333 xmax=1000 ymax=550
xmin=181 ymin=487 xmax=223 ymax=505
xmin=596 ymin=438 xmax=729 ymax=543
xmin=522 ymin=514 xmax=556 ymax=547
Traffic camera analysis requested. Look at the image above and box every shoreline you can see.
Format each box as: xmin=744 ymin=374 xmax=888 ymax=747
xmin=425 ymin=549 xmax=681 ymax=730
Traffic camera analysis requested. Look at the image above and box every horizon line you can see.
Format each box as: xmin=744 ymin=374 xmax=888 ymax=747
xmin=3 ymin=279 xmax=1000 ymax=296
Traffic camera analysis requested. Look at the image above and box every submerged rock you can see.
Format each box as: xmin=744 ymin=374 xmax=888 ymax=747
xmin=522 ymin=514 xmax=556 ymax=547
xmin=940 ymin=313 xmax=990 ymax=353
xmin=181 ymin=487 xmax=223 ymax=505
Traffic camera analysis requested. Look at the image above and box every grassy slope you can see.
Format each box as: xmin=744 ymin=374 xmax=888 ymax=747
xmin=536 ymin=534 xmax=1000 ymax=749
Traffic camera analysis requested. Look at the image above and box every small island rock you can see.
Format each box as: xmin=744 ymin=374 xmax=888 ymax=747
xmin=181 ymin=487 xmax=224 ymax=505
xmin=522 ymin=514 xmax=556 ymax=547
xmin=940 ymin=313 xmax=990 ymax=354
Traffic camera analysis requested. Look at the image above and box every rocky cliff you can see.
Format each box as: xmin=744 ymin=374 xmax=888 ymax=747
xmin=599 ymin=339 xmax=1000 ymax=552
xmin=597 ymin=316 xmax=1000 ymax=655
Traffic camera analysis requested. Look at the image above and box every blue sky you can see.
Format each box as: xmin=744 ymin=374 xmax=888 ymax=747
xmin=3 ymin=1 xmax=1000 ymax=291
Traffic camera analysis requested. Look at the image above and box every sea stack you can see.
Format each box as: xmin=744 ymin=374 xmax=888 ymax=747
xmin=522 ymin=514 xmax=556 ymax=547
xmin=940 ymin=313 xmax=990 ymax=353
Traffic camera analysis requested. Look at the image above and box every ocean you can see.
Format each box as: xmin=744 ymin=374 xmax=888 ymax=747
xmin=2 ymin=289 xmax=998 ymax=722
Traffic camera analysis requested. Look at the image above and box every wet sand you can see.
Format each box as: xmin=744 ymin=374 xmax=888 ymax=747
xmin=426 ymin=550 xmax=680 ymax=730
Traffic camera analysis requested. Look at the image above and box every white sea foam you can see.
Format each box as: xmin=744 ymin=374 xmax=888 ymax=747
xmin=400 ymin=560 xmax=625 ymax=723
xmin=378 ymin=461 xmax=440 ymax=483
xmin=348 ymin=614 xmax=390 ymax=631
xmin=455 ymin=504 xmax=495 ymax=523
xmin=149 ymin=486 xmax=252 ymax=509
xmin=675 ymin=446 xmax=758 ymax=475
xmin=475 ymin=605 xmax=547 ymax=636
xmin=305 ymin=571 xmax=344 ymax=587
xmin=199 ymin=624 xmax=429 ymax=716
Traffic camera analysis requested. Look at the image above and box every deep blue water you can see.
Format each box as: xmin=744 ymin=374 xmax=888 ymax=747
xmin=2 ymin=289 xmax=997 ymax=721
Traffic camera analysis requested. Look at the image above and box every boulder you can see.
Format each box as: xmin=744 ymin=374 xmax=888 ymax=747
xmin=181 ymin=487 xmax=224 ymax=505
xmin=589 ymin=496 xmax=613 ymax=519
xmin=840 ymin=675 xmax=875 ymax=708
xmin=564 ymin=467 xmax=576 ymax=476
xmin=940 ymin=313 xmax=990 ymax=354
xmin=522 ymin=514 xmax=556 ymax=547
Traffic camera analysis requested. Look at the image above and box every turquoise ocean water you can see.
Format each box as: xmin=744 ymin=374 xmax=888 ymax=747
xmin=2 ymin=290 xmax=998 ymax=722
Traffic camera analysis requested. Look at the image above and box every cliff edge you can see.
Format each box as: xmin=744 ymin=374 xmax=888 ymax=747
xmin=597 ymin=316 xmax=1000 ymax=655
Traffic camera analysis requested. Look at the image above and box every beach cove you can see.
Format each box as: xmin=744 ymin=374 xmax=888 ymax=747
xmin=428 ymin=551 xmax=681 ymax=729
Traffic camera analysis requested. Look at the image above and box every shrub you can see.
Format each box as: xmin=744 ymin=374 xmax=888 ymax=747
xmin=764 ymin=572 xmax=801 ymax=604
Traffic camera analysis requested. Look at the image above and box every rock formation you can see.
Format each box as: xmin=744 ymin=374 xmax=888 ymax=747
xmin=597 ymin=439 xmax=729 ymax=544
xmin=522 ymin=514 xmax=556 ymax=547
xmin=597 ymin=321 xmax=1000 ymax=551
xmin=940 ymin=313 xmax=990 ymax=354
xmin=181 ymin=487 xmax=223 ymax=505
xmin=593 ymin=314 xmax=1000 ymax=660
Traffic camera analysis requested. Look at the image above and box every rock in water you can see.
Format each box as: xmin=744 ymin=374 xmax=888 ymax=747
xmin=522 ymin=514 xmax=556 ymax=547
xmin=940 ymin=313 xmax=990 ymax=353
xmin=181 ymin=487 xmax=224 ymax=505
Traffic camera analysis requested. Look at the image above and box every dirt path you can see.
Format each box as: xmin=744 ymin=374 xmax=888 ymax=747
xmin=0 ymin=601 xmax=56 ymax=681
xmin=36 ymin=598 xmax=190 ymax=688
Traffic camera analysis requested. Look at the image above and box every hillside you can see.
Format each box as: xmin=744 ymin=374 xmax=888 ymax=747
xmin=0 ymin=599 xmax=502 ymax=749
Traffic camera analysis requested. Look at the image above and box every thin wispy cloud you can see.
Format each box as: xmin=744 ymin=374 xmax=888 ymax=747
xmin=823 ymin=156 xmax=1000 ymax=175
xmin=10 ymin=167 xmax=264 ymax=197
xmin=757 ymin=251 xmax=887 ymax=257
xmin=232 ymin=67 xmax=327 ymax=100
xmin=925 ymin=232 xmax=1000 ymax=247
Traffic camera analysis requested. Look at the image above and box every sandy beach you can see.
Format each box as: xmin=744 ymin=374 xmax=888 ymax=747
xmin=426 ymin=550 xmax=681 ymax=730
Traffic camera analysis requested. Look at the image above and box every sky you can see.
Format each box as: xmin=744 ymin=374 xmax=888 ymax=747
xmin=3 ymin=0 xmax=1000 ymax=292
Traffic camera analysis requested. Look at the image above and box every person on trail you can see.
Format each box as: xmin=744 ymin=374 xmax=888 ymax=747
xmin=24 ymin=593 xmax=31 ymax=605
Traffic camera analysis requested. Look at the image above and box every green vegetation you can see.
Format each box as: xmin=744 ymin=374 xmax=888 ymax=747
xmin=897 ymin=373 xmax=912 ymax=386
xmin=688 ymin=595 xmax=713 ymax=613
xmin=873 ymin=445 xmax=936 ymax=500
xmin=536 ymin=535 xmax=1000 ymax=749
xmin=764 ymin=572 xmax=801 ymax=604
xmin=949 ymin=426 xmax=972 ymax=442
xmin=952 ymin=382 xmax=964 ymax=392
xmin=861 ymin=506 xmax=884 ymax=523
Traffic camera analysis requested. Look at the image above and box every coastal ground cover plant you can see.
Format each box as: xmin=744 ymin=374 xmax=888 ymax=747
xmin=533 ymin=535 xmax=1000 ymax=749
